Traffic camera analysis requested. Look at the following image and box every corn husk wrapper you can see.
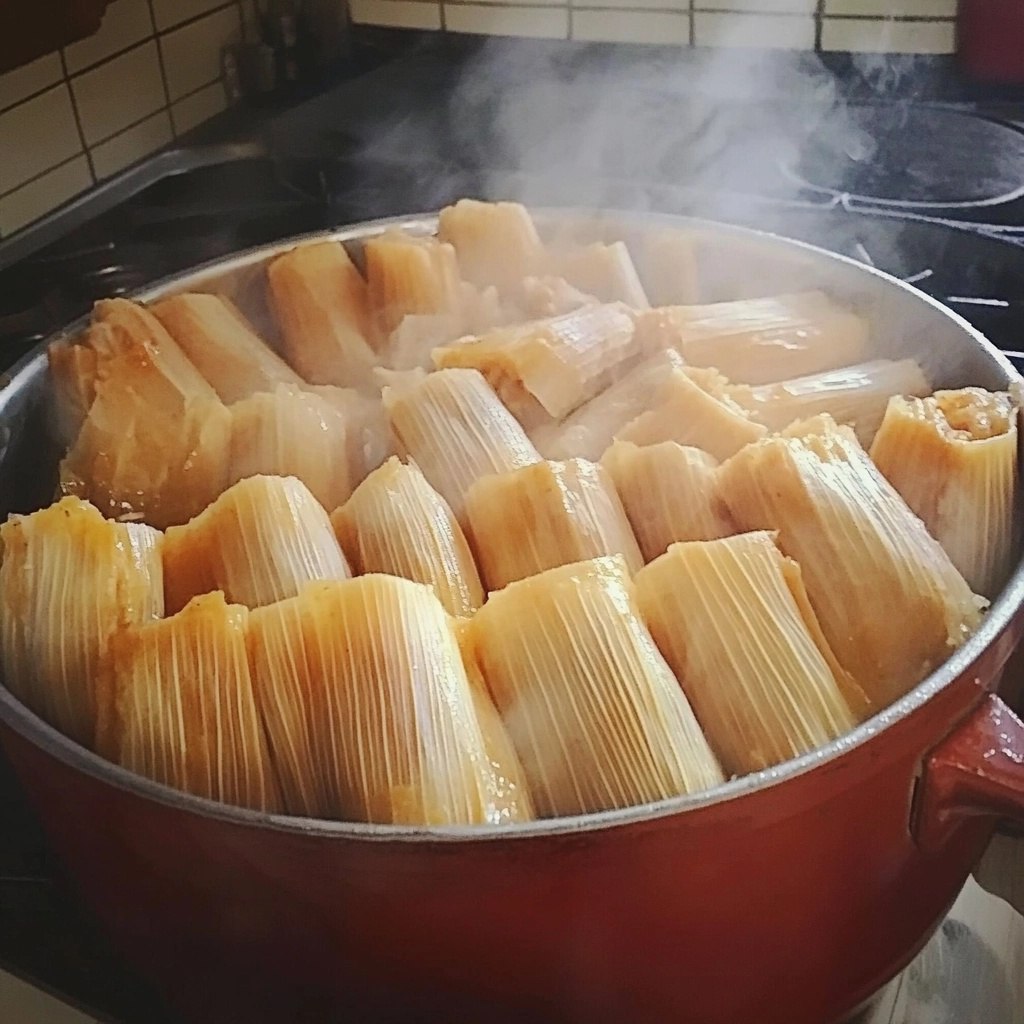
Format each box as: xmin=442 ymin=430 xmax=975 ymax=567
xmin=602 ymin=440 xmax=736 ymax=562
xmin=0 ymin=497 xmax=163 ymax=748
xmin=532 ymin=348 xmax=686 ymax=461
xmin=638 ymin=228 xmax=700 ymax=306
xmin=615 ymin=367 xmax=767 ymax=462
xmin=383 ymin=368 xmax=541 ymax=525
xmin=267 ymin=241 xmax=377 ymax=388
xmin=718 ymin=414 xmax=986 ymax=709
xmin=106 ymin=592 xmax=280 ymax=811
xmin=151 ymin=292 xmax=303 ymax=403
xmin=636 ymin=291 xmax=869 ymax=385
xmin=228 ymin=383 xmax=384 ymax=513
xmin=433 ymin=303 xmax=638 ymax=428
xmin=516 ymin=276 xmax=597 ymax=320
xmin=49 ymin=334 xmax=99 ymax=446
xmin=466 ymin=458 xmax=643 ymax=592
xmin=870 ymin=388 xmax=1020 ymax=598
xmin=438 ymin=199 xmax=546 ymax=294
xmin=58 ymin=299 xmax=231 ymax=528
xmin=636 ymin=533 xmax=860 ymax=775
xmin=732 ymin=358 xmax=930 ymax=446
xmin=553 ymin=242 xmax=649 ymax=308
xmin=247 ymin=576 xmax=530 ymax=824
xmin=466 ymin=555 xmax=724 ymax=817
xmin=162 ymin=474 xmax=350 ymax=613
xmin=332 ymin=457 xmax=484 ymax=617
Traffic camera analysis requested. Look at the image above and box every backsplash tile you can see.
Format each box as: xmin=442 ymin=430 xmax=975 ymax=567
xmin=572 ymin=9 xmax=690 ymax=44
xmin=170 ymin=80 xmax=228 ymax=135
xmin=72 ymin=41 xmax=166 ymax=145
xmin=350 ymin=0 xmax=444 ymax=30
xmin=159 ymin=5 xmax=242 ymax=101
xmin=0 ymin=156 xmax=92 ymax=235
xmin=445 ymin=4 xmax=570 ymax=38
xmin=697 ymin=0 xmax=817 ymax=12
xmin=821 ymin=16 xmax=956 ymax=53
xmin=152 ymin=0 xmax=232 ymax=32
xmin=0 ymin=53 xmax=62 ymax=111
xmin=64 ymin=0 xmax=153 ymax=73
xmin=91 ymin=110 xmax=174 ymax=178
xmin=825 ymin=0 xmax=956 ymax=15
xmin=0 ymin=85 xmax=81 ymax=194
xmin=693 ymin=11 xmax=817 ymax=48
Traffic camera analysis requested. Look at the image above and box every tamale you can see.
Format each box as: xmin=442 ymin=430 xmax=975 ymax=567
xmin=517 ymin=276 xmax=597 ymax=320
xmin=635 ymin=291 xmax=869 ymax=385
xmin=49 ymin=333 xmax=99 ymax=446
xmin=601 ymin=440 xmax=736 ymax=561
xmin=433 ymin=303 xmax=638 ymax=426
xmin=107 ymin=592 xmax=280 ymax=811
xmin=0 ymin=497 xmax=163 ymax=748
xmin=438 ymin=199 xmax=546 ymax=293
xmin=162 ymin=474 xmax=350 ymax=613
xmin=383 ymin=368 xmax=541 ymax=525
xmin=331 ymin=457 xmax=484 ymax=617
xmin=870 ymin=388 xmax=1020 ymax=597
xmin=638 ymin=227 xmax=700 ymax=306
xmin=553 ymin=242 xmax=650 ymax=308
xmin=615 ymin=367 xmax=767 ymax=462
xmin=466 ymin=457 xmax=643 ymax=592
xmin=151 ymin=292 xmax=303 ymax=403
xmin=267 ymin=241 xmax=377 ymax=388
xmin=635 ymin=533 xmax=860 ymax=775
xmin=732 ymin=358 xmax=930 ymax=445
xmin=718 ymin=414 xmax=986 ymax=708
xmin=465 ymin=555 xmax=724 ymax=817
xmin=247 ymin=576 xmax=530 ymax=824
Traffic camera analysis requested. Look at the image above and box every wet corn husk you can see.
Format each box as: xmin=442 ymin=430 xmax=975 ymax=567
xmin=438 ymin=199 xmax=546 ymax=294
xmin=553 ymin=242 xmax=650 ymax=308
xmin=0 ymin=497 xmax=163 ymax=749
xmin=228 ymin=383 xmax=381 ymax=512
xmin=58 ymin=299 xmax=232 ymax=528
xmin=638 ymin=228 xmax=700 ymax=306
xmin=365 ymin=230 xmax=464 ymax=337
xmin=732 ymin=358 xmax=930 ymax=446
xmin=383 ymin=368 xmax=541 ymax=525
xmin=162 ymin=474 xmax=350 ymax=613
xmin=635 ymin=533 xmax=860 ymax=776
xmin=267 ymin=241 xmax=377 ymax=388
xmin=532 ymin=348 xmax=686 ymax=461
xmin=718 ymin=414 xmax=986 ymax=709
xmin=465 ymin=555 xmax=724 ymax=817
xmin=106 ymin=592 xmax=280 ymax=811
xmin=49 ymin=333 xmax=99 ymax=446
xmin=247 ymin=576 xmax=530 ymax=824
xmin=602 ymin=440 xmax=736 ymax=561
xmin=332 ymin=457 xmax=484 ymax=617
xmin=466 ymin=458 xmax=643 ymax=592
xmin=433 ymin=303 xmax=638 ymax=427
xmin=870 ymin=388 xmax=1020 ymax=598
xmin=152 ymin=292 xmax=302 ymax=403
xmin=635 ymin=291 xmax=869 ymax=385
xmin=615 ymin=367 xmax=767 ymax=462
xmin=516 ymin=276 xmax=597 ymax=320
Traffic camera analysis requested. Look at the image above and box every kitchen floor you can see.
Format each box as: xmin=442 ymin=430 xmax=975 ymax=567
xmin=2 ymin=837 xmax=1022 ymax=1024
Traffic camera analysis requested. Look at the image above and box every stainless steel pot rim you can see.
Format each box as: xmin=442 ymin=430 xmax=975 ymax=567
xmin=1 ymin=209 xmax=1021 ymax=843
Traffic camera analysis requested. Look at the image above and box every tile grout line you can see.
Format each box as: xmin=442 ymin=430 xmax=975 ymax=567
xmin=147 ymin=0 xmax=176 ymax=137
xmin=57 ymin=50 xmax=97 ymax=186
xmin=0 ymin=152 xmax=90 ymax=203
xmin=815 ymin=0 xmax=824 ymax=50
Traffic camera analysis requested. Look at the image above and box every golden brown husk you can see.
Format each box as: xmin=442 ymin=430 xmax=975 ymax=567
xmin=635 ymin=533 xmax=859 ymax=775
xmin=602 ymin=440 xmax=736 ymax=561
xmin=162 ymin=474 xmax=350 ymax=613
xmin=465 ymin=555 xmax=724 ymax=817
xmin=553 ymin=242 xmax=650 ymax=308
xmin=465 ymin=458 xmax=643 ymax=592
xmin=107 ymin=592 xmax=280 ymax=811
xmin=718 ymin=414 xmax=986 ymax=709
xmin=383 ymin=367 xmax=541 ymax=525
xmin=869 ymin=388 xmax=1020 ymax=597
xmin=332 ymin=457 xmax=484 ymax=617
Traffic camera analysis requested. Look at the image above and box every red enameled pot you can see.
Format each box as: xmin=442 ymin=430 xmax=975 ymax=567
xmin=1 ymin=213 xmax=1023 ymax=1024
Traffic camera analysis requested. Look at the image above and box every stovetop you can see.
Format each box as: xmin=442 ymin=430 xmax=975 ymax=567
xmin=2 ymin=32 xmax=1024 ymax=1023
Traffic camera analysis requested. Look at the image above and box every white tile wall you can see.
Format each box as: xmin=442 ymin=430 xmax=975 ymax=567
xmin=350 ymin=0 xmax=444 ymax=29
xmin=445 ymin=4 xmax=570 ymax=37
xmin=0 ymin=53 xmax=62 ymax=110
xmin=170 ymin=80 xmax=228 ymax=135
xmin=825 ymin=0 xmax=957 ymax=14
xmin=0 ymin=156 xmax=92 ymax=234
xmin=152 ymin=0 xmax=232 ymax=32
xmin=0 ymin=970 xmax=97 ymax=1024
xmin=91 ymin=110 xmax=174 ymax=178
xmin=572 ymin=9 xmax=690 ymax=44
xmin=0 ymin=85 xmax=81 ymax=194
xmin=64 ymin=0 xmax=153 ymax=73
xmin=694 ymin=11 xmax=816 ymax=48
xmin=71 ymin=41 xmax=167 ymax=145
xmin=821 ymin=16 xmax=956 ymax=53
xmin=159 ymin=5 xmax=242 ymax=101
xmin=697 ymin=0 xmax=817 ymax=12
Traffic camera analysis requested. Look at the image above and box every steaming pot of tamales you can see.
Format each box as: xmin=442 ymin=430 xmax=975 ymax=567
xmin=0 ymin=204 xmax=1022 ymax=1024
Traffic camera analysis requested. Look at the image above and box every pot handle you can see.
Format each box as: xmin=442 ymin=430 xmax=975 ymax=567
xmin=914 ymin=693 xmax=1024 ymax=855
